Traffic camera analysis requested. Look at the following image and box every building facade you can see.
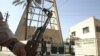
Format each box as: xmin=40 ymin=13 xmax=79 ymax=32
xmin=0 ymin=41 xmax=71 ymax=56
xmin=69 ymin=16 xmax=100 ymax=56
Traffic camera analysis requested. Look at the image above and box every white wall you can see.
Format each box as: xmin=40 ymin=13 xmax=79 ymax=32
xmin=69 ymin=17 xmax=99 ymax=56
xmin=69 ymin=17 xmax=96 ymax=39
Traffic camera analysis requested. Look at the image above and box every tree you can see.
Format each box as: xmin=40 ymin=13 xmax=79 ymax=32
xmin=12 ymin=0 xmax=42 ymax=40
xmin=12 ymin=0 xmax=26 ymax=6
xmin=12 ymin=0 xmax=41 ymax=6
xmin=12 ymin=0 xmax=32 ymax=40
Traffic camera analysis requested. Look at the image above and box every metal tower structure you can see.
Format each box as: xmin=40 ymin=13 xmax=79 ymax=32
xmin=15 ymin=0 xmax=63 ymax=45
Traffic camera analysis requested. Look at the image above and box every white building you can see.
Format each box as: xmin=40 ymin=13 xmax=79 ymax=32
xmin=69 ymin=16 xmax=100 ymax=56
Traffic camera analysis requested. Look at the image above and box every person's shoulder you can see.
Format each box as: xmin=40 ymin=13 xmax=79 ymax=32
xmin=0 ymin=21 xmax=9 ymax=28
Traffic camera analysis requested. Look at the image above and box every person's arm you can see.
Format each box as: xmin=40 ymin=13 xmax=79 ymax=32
xmin=0 ymin=12 xmax=18 ymax=49
xmin=0 ymin=38 xmax=19 ymax=50
xmin=0 ymin=12 xmax=26 ymax=56
xmin=1 ymin=38 xmax=26 ymax=56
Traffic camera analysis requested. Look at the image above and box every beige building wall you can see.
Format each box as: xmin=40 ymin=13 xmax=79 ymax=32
xmin=94 ymin=19 xmax=100 ymax=56
xmin=69 ymin=17 xmax=99 ymax=56
xmin=16 ymin=26 xmax=62 ymax=44
xmin=75 ymin=38 xmax=97 ymax=56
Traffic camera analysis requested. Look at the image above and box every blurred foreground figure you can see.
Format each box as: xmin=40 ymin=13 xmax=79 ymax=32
xmin=0 ymin=12 xmax=26 ymax=56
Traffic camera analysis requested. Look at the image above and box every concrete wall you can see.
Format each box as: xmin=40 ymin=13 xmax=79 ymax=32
xmin=69 ymin=17 xmax=96 ymax=39
xmin=94 ymin=18 xmax=100 ymax=56
xmin=16 ymin=26 xmax=62 ymax=44
xmin=75 ymin=38 xmax=97 ymax=56
xmin=69 ymin=17 xmax=99 ymax=56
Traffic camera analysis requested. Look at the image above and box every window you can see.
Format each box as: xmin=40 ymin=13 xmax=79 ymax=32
xmin=51 ymin=26 xmax=55 ymax=29
xmin=96 ymin=26 xmax=100 ymax=32
xmin=46 ymin=52 xmax=50 ymax=55
xmin=71 ymin=31 xmax=76 ymax=36
xmin=51 ymin=46 xmax=57 ymax=54
xmin=53 ymin=20 xmax=55 ymax=23
xmin=83 ymin=27 xmax=89 ymax=34
xmin=58 ymin=47 xmax=64 ymax=54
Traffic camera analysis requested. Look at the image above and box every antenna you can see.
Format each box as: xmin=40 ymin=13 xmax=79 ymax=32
xmin=5 ymin=11 xmax=9 ymax=22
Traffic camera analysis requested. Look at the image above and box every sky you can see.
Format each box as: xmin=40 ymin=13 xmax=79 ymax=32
xmin=0 ymin=0 xmax=100 ymax=41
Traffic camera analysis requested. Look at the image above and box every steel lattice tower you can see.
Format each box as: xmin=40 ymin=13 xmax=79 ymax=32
xmin=15 ymin=0 xmax=63 ymax=45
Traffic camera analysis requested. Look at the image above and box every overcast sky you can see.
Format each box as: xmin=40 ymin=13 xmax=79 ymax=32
xmin=0 ymin=0 xmax=100 ymax=41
